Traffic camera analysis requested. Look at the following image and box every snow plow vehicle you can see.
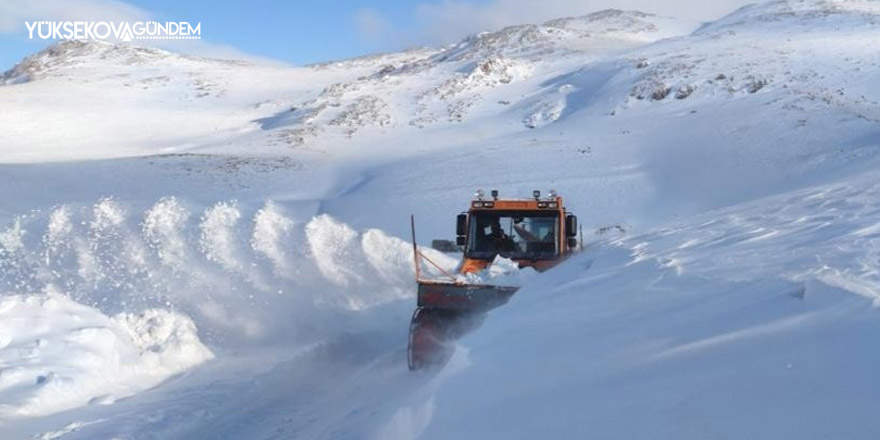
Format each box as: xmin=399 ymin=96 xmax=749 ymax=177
xmin=408 ymin=189 xmax=579 ymax=370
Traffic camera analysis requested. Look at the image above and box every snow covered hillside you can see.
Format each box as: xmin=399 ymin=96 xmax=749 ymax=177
xmin=2 ymin=1 xmax=880 ymax=438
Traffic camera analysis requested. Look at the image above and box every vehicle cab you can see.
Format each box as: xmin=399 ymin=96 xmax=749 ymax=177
xmin=455 ymin=189 xmax=578 ymax=273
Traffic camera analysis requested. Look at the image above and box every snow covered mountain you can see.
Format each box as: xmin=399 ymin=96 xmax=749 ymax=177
xmin=2 ymin=1 xmax=880 ymax=438
xmin=1 ymin=10 xmax=692 ymax=160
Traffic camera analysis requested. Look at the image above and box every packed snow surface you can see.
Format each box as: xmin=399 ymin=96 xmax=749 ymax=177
xmin=0 ymin=293 xmax=213 ymax=419
xmin=2 ymin=1 xmax=880 ymax=438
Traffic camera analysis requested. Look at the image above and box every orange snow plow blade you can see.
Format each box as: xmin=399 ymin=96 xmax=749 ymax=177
xmin=407 ymin=282 xmax=518 ymax=370
xmin=417 ymin=281 xmax=518 ymax=311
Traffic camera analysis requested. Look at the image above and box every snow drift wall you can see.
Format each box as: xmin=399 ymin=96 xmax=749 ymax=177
xmin=0 ymin=198 xmax=455 ymax=344
xmin=0 ymin=197 xmax=456 ymax=419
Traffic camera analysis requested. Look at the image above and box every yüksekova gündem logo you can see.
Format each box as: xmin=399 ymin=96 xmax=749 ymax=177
xmin=25 ymin=21 xmax=201 ymax=41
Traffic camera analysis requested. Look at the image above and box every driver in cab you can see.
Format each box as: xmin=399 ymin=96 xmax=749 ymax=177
xmin=484 ymin=218 xmax=516 ymax=253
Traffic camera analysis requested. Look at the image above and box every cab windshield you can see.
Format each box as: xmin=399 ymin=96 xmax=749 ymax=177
xmin=466 ymin=211 xmax=558 ymax=260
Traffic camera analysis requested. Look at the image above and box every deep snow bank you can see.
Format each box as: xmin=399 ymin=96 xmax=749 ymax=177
xmin=0 ymin=293 xmax=213 ymax=419
xmin=0 ymin=198 xmax=465 ymax=421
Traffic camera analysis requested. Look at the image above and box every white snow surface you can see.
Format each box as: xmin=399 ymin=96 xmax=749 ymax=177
xmin=455 ymin=255 xmax=539 ymax=287
xmin=2 ymin=2 xmax=880 ymax=438
xmin=0 ymin=293 xmax=213 ymax=419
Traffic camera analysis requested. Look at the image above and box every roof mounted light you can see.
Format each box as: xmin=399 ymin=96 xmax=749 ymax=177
xmin=533 ymin=190 xmax=541 ymax=200
xmin=491 ymin=190 xmax=499 ymax=200
xmin=548 ymin=189 xmax=558 ymax=199
xmin=475 ymin=189 xmax=485 ymax=200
